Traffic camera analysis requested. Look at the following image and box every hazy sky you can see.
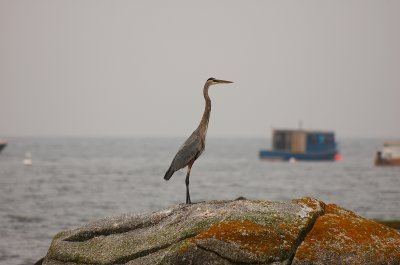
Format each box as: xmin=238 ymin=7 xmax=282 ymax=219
xmin=1 ymin=1 xmax=399 ymax=138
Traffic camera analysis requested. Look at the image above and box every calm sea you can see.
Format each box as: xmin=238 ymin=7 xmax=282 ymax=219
xmin=0 ymin=137 xmax=399 ymax=265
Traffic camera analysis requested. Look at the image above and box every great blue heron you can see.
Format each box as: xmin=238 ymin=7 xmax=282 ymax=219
xmin=164 ymin=77 xmax=233 ymax=204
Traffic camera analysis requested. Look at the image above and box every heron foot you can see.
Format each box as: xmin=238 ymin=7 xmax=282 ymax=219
xmin=185 ymin=172 xmax=191 ymax=204
xmin=186 ymin=194 xmax=191 ymax=204
xmin=186 ymin=184 xmax=191 ymax=204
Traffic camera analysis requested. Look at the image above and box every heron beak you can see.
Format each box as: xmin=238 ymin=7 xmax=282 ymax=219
xmin=214 ymin=79 xmax=233 ymax=84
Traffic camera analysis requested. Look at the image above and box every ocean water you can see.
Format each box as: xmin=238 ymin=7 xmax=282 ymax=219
xmin=0 ymin=137 xmax=399 ymax=265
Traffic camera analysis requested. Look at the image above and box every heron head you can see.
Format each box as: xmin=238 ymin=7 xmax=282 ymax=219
xmin=207 ymin=77 xmax=233 ymax=85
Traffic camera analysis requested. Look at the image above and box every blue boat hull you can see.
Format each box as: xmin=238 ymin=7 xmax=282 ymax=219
xmin=259 ymin=150 xmax=337 ymax=161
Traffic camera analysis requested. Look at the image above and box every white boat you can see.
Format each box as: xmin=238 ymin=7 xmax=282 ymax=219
xmin=375 ymin=141 xmax=400 ymax=166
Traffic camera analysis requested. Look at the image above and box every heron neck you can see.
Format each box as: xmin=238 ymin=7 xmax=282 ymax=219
xmin=198 ymin=83 xmax=211 ymax=136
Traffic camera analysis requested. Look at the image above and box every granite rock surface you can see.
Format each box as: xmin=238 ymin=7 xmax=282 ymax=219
xmin=42 ymin=197 xmax=400 ymax=265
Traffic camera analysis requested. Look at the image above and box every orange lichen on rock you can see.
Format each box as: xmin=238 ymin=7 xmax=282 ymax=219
xmin=293 ymin=204 xmax=400 ymax=265
xmin=294 ymin=197 xmax=326 ymax=212
xmin=192 ymin=219 xmax=296 ymax=258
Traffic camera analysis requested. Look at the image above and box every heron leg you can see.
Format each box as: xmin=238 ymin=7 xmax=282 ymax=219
xmin=185 ymin=165 xmax=192 ymax=204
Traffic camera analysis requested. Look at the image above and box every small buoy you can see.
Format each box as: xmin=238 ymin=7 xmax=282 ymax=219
xmin=23 ymin=152 xmax=32 ymax=166
xmin=23 ymin=158 xmax=32 ymax=166
xmin=335 ymin=154 xmax=342 ymax=161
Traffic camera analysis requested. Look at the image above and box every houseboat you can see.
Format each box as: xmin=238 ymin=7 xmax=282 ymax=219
xmin=375 ymin=141 xmax=400 ymax=166
xmin=0 ymin=140 xmax=6 ymax=153
xmin=259 ymin=129 xmax=339 ymax=161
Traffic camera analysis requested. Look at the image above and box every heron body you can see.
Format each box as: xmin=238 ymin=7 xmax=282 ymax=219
xmin=164 ymin=77 xmax=233 ymax=204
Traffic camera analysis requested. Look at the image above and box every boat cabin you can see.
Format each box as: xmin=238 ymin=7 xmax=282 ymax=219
xmin=272 ymin=129 xmax=336 ymax=154
xmin=375 ymin=141 xmax=400 ymax=166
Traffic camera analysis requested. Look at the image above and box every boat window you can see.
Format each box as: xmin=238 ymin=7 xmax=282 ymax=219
xmin=325 ymin=134 xmax=334 ymax=144
xmin=273 ymin=132 xmax=291 ymax=151
xmin=307 ymin=134 xmax=317 ymax=144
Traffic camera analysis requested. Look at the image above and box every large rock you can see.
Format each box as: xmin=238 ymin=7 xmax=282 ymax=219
xmin=42 ymin=198 xmax=400 ymax=265
xmin=293 ymin=203 xmax=400 ymax=265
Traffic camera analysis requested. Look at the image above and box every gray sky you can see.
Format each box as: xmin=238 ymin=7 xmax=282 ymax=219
xmin=1 ymin=1 xmax=399 ymax=138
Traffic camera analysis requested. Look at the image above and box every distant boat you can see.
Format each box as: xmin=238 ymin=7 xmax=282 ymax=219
xmin=0 ymin=140 xmax=7 ymax=153
xmin=259 ymin=129 xmax=340 ymax=161
xmin=375 ymin=141 xmax=400 ymax=166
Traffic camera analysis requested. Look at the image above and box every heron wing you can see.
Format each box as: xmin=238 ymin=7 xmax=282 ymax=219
xmin=170 ymin=132 xmax=203 ymax=171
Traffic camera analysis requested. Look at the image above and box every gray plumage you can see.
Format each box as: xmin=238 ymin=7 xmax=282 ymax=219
xmin=164 ymin=77 xmax=233 ymax=204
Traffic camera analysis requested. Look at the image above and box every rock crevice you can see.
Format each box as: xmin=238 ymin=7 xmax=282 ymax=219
xmin=195 ymin=245 xmax=235 ymax=264
xmin=286 ymin=201 xmax=326 ymax=264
